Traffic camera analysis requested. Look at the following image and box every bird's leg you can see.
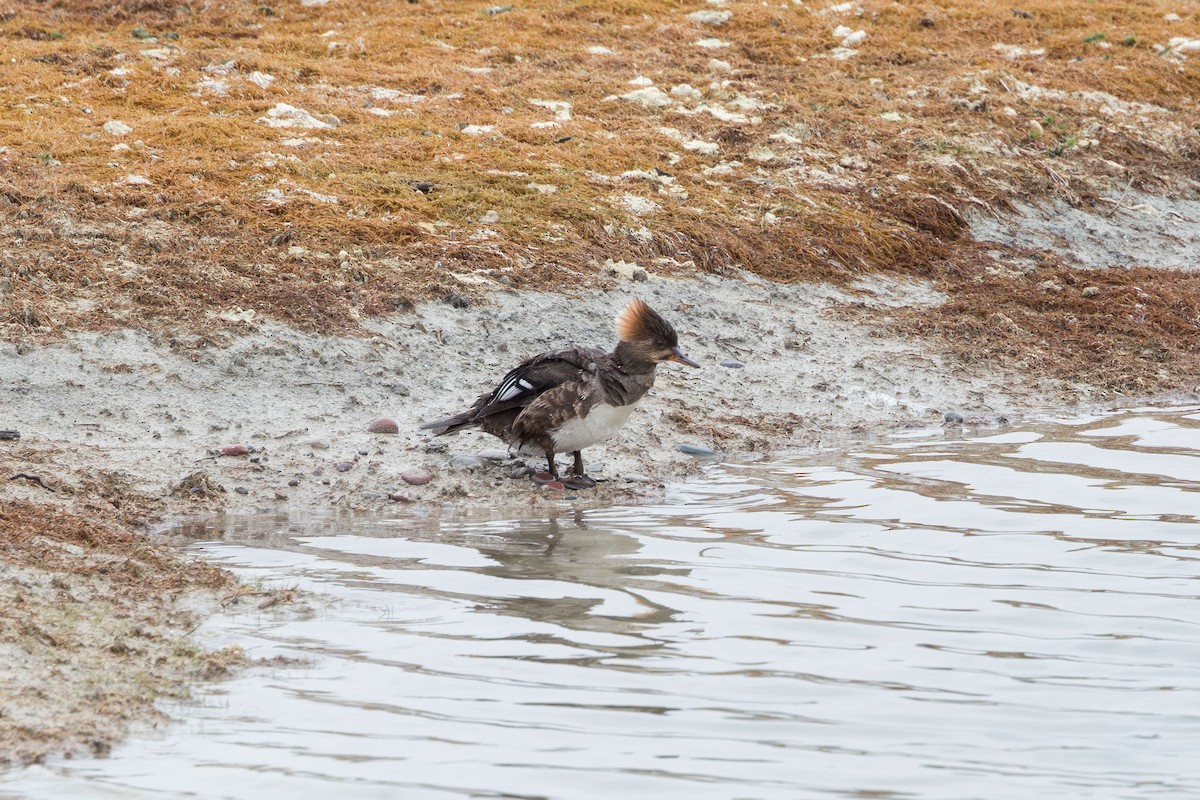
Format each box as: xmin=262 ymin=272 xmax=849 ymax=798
xmin=543 ymin=446 xmax=559 ymax=480
xmin=566 ymin=450 xmax=597 ymax=489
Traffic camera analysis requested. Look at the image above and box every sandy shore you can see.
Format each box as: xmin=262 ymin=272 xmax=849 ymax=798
xmin=3 ymin=270 xmax=1072 ymax=516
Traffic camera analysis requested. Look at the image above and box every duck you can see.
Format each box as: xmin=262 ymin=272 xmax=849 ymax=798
xmin=420 ymin=298 xmax=700 ymax=485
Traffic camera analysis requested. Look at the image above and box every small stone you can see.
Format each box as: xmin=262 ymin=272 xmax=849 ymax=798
xmin=624 ymin=473 xmax=651 ymax=483
xmin=287 ymin=479 xmax=300 ymax=487
xmin=918 ymin=16 xmax=935 ymax=27
xmin=508 ymin=465 xmax=533 ymax=479
xmin=944 ymin=411 xmax=964 ymax=424
xmin=336 ymin=461 xmax=354 ymax=472
xmin=444 ymin=292 xmax=471 ymax=309
xmin=676 ymin=443 xmax=718 ymax=456
xmin=363 ymin=491 xmax=383 ymax=499
xmin=540 ymin=481 xmax=565 ymax=492
xmin=357 ymin=449 xmax=369 ymax=456
xmin=321 ymin=478 xmax=331 ymax=485
xmin=389 ymin=492 xmax=414 ymax=502
xmin=103 ymin=120 xmax=132 ymax=137
xmin=412 ymin=180 xmax=435 ymax=194
xmin=424 ymin=440 xmax=448 ymax=453
xmin=401 ymin=469 xmax=433 ymax=486
xmin=451 ymin=455 xmax=483 ymax=469
xmin=719 ymin=359 xmax=744 ymax=369
xmin=309 ymin=439 xmax=331 ymax=450
xmin=219 ymin=444 xmax=252 ymax=456
xmin=477 ymin=448 xmax=511 ymax=461
xmin=131 ymin=27 xmax=154 ymax=39
xmin=368 ymin=417 xmax=399 ymax=434
xmin=479 ymin=209 xmax=500 ymax=224
xmin=631 ymin=268 xmax=649 ymax=282
xmin=1082 ymin=286 xmax=1101 ymax=298
xmin=586 ymin=462 xmax=604 ymax=474
xmin=234 ymin=486 xmax=249 ymax=495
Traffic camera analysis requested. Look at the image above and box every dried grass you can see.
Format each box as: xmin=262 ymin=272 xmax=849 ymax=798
xmin=1 ymin=0 xmax=1198 ymax=388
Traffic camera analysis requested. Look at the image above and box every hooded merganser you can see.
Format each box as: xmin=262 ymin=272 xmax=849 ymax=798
xmin=421 ymin=298 xmax=700 ymax=484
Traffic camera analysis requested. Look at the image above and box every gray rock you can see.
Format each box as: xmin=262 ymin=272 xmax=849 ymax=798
xmin=586 ymin=462 xmax=604 ymax=474
xmin=477 ymin=448 xmax=511 ymax=461
xmin=451 ymin=455 xmax=483 ymax=469
xmin=424 ymin=440 xmax=448 ymax=453
xmin=336 ymin=461 xmax=354 ymax=472
xmin=944 ymin=411 xmax=964 ymax=424
xmin=624 ymin=473 xmax=652 ymax=483
xmin=676 ymin=443 xmax=718 ymax=456
xmin=363 ymin=491 xmax=383 ymax=499
xmin=287 ymin=478 xmax=300 ymax=487
xmin=719 ymin=359 xmax=744 ymax=369
xmin=234 ymin=486 xmax=249 ymax=495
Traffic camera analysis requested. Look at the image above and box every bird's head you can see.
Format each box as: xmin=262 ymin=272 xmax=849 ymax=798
xmin=615 ymin=298 xmax=700 ymax=368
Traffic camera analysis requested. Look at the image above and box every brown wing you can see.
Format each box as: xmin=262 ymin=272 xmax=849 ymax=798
xmin=468 ymin=346 xmax=601 ymax=420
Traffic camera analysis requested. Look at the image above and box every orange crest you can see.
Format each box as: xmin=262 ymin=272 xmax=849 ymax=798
xmin=615 ymin=298 xmax=678 ymax=345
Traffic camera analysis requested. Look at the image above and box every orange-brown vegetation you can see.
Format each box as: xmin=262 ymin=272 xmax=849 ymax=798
xmin=1 ymin=0 xmax=1197 ymax=389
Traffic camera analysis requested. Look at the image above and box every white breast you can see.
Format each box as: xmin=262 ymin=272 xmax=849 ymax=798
xmin=548 ymin=403 xmax=636 ymax=453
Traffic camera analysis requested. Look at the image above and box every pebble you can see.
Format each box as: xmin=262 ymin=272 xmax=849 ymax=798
xmin=401 ymin=469 xmax=433 ymax=486
xmin=477 ymin=448 xmax=511 ymax=461
xmin=424 ymin=440 xmax=448 ymax=453
xmin=357 ymin=449 xmax=369 ymax=456
xmin=336 ymin=461 xmax=354 ymax=472
xmin=321 ymin=478 xmax=331 ymax=485
xmin=1082 ymin=286 xmax=1101 ymax=298
xmin=944 ymin=411 xmax=964 ymax=424
xmin=586 ymin=462 xmax=604 ymax=474
xmin=219 ymin=444 xmax=252 ymax=456
xmin=624 ymin=473 xmax=652 ymax=484
xmin=479 ymin=210 xmax=500 ymax=224
xmin=234 ymin=486 xmax=249 ymax=495
xmin=508 ymin=465 xmax=533 ymax=479
xmin=309 ymin=439 xmax=331 ymax=450
xmin=287 ymin=479 xmax=299 ymax=487
xmin=389 ymin=492 xmax=414 ymax=503
xmin=362 ymin=491 xmax=383 ymax=499
xmin=676 ymin=443 xmax=718 ymax=456
xmin=720 ymin=359 xmax=744 ymax=369
xmin=368 ymin=418 xmax=399 ymax=434
xmin=540 ymin=481 xmax=565 ymax=492
xmin=451 ymin=455 xmax=483 ymax=469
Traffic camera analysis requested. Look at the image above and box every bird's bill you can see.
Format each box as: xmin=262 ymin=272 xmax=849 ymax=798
xmin=667 ymin=347 xmax=701 ymax=368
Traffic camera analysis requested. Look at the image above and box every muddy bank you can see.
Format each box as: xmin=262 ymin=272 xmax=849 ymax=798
xmin=0 ymin=503 xmax=240 ymax=766
xmin=2 ymin=272 xmax=1075 ymax=519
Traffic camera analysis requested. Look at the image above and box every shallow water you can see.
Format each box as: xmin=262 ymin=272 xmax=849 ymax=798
xmin=7 ymin=407 xmax=1200 ymax=800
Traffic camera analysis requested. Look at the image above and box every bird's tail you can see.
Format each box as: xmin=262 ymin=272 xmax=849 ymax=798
xmin=419 ymin=411 xmax=478 ymax=436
